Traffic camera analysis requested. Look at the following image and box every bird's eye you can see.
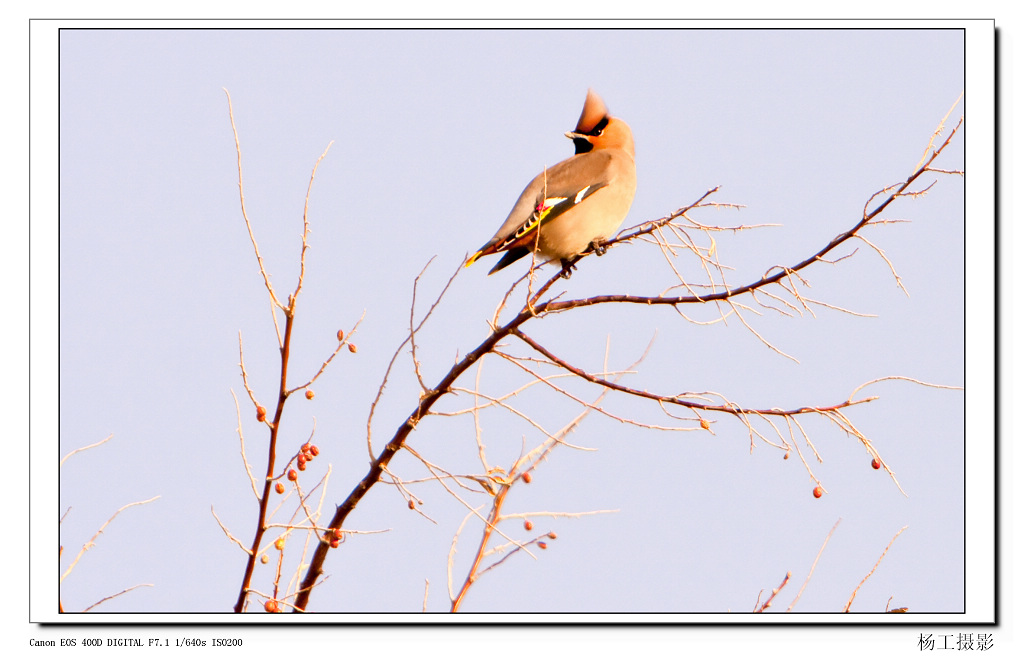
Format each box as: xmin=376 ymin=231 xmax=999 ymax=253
xmin=590 ymin=116 xmax=610 ymax=137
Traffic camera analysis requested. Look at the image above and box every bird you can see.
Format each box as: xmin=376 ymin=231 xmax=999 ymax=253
xmin=464 ymin=89 xmax=636 ymax=277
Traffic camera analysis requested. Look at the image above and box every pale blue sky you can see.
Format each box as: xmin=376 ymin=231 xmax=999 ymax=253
xmin=48 ymin=25 xmax=979 ymax=625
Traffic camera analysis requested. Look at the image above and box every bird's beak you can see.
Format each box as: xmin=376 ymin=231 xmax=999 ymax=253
xmin=565 ymin=131 xmax=585 ymax=140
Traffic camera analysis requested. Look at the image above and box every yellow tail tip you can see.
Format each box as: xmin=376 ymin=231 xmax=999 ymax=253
xmin=464 ymin=251 xmax=484 ymax=268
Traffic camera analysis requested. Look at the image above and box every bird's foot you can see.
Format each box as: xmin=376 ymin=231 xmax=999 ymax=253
xmin=559 ymin=259 xmax=578 ymax=279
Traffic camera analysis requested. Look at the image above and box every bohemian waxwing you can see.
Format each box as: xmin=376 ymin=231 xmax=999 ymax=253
xmin=465 ymin=89 xmax=636 ymax=276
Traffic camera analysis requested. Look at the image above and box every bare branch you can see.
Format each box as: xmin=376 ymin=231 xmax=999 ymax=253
xmin=509 ymin=328 xmax=871 ymax=419
xmin=754 ymin=572 xmax=792 ymax=613
xmin=849 ymin=375 xmax=964 ymax=400
xmin=230 ymin=389 xmax=261 ymax=500
xmin=60 ymin=434 xmax=114 ymax=468
xmin=211 ymin=506 xmax=252 ymax=554
xmin=81 ymin=584 xmax=154 ymax=613
xmin=223 ymin=88 xmax=286 ymax=316
xmin=61 ymin=496 xmax=161 ymax=583
xmin=787 ymin=518 xmax=841 ymax=612
xmin=287 ymin=311 xmax=364 ymax=395
xmin=293 ymin=141 xmax=334 ymax=301
xmin=367 ymin=258 xmax=462 ymax=457
xmin=844 ymin=526 xmax=909 ymax=612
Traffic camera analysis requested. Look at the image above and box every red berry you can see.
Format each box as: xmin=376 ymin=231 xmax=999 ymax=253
xmin=522 ymin=472 xmax=532 ymax=484
xmin=813 ymin=486 xmax=824 ymax=499
xmin=700 ymin=419 xmax=710 ymax=430
xmin=547 ymin=532 xmax=557 ymax=540
xmin=408 ymin=499 xmax=416 ymax=510
xmin=256 ymin=405 xmax=267 ymax=422
xmin=297 ymin=459 xmax=307 ymax=471
xmin=537 ymin=541 xmax=548 ymax=550
xmin=347 ymin=343 xmax=358 ymax=353
xmin=264 ymin=599 xmax=280 ymax=613
xmin=275 ymin=482 xmax=285 ymax=494
xmin=305 ymin=389 xmax=315 ymax=400
xmin=330 ymin=538 xmax=341 ymax=548
xmin=871 ymin=458 xmax=882 ymax=470
xmin=524 ymin=520 xmax=533 ymax=531
xmin=337 ymin=330 xmax=345 ymax=342
xmin=301 ymin=443 xmax=311 ymax=453
xmin=287 ymin=469 xmax=298 ymax=481
xmin=309 ymin=445 xmax=319 ymax=457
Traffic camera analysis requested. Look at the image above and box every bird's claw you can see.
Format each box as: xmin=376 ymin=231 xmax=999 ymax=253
xmin=559 ymin=259 xmax=578 ymax=279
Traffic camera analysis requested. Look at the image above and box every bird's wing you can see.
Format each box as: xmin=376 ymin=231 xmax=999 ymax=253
xmin=465 ymin=151 xmax=615 ymax=266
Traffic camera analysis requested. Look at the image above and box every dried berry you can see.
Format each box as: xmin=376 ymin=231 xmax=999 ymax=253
xmin=337 ymin=329 xmax=345 ymax=342
xmin=264 ymin=599 xmax=280 ymax=613
xmin=305 ymin=389 xmax=315 ymax=400
xmin=871 ymin=458 xmax=882 ymax=470
xmin=700 ymin=419 xmax=710 ymax=430
xmin=347 ymin=343 xmax=358 ymax=353
xmin=256 ymin=405 xmax=267 ymax=422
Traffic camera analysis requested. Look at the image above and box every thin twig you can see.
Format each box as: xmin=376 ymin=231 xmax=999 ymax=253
xmin=844 ymin=526 xmax=908 ymax=612
xmin=230 ymin=389 xmax=261 ymax=499
xmin=60 ymin=434 xmax=114 ymax=468
xmin=787 ymin=518 xmax=841 ymax=612
xmin=755 ymin=572 xmax=791 ymax=613
xmin=60 ymin=496 xmax=161 ymax=583
xmin=223 ymin=88 xmax=286 ymax=316
xmin=293 ymin=141 xmax=334 ymax=301
xmin=81 ymin=584 xmax=154 ymax=613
